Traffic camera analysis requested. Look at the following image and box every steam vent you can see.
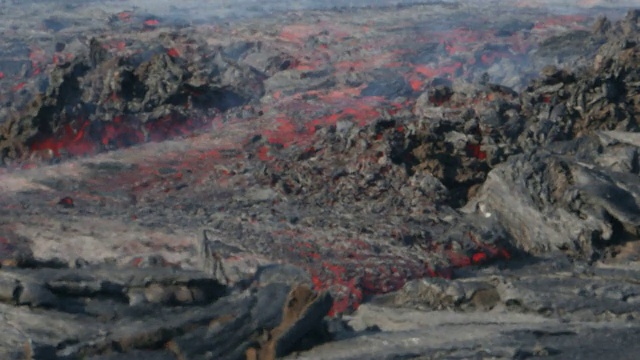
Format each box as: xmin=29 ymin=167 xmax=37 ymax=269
xmin=2 ymin=0 xmax=640 ymax=359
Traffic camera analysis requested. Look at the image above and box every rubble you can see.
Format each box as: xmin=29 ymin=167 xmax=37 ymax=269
xmin=1 ymin=1 xmax=640 ymax=359
xmin=0 ymin=264 xmax=332 ymax=360
xmin=299 ymin=257 xmax=640 ymax=359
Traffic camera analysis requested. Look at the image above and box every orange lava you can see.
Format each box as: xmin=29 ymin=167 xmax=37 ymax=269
xmin=144 ymin=19 xmax=160 ymax=26
xmin=257 ymin=146 xmax=274 ymax=161
xmin=117 ymin=11 xmax=132 ymax=21
xmin=167 ymin=48 xmax=180 ymax=58
xmin=466 ymin=143 xmax=487 ymax=160
xmin=12 ymin=82 xmax=25 ymax=92
xmin=415 ymin=62 xmax=462 ymax=79
xmin=265 ymin=118 xmax=298 ymax=146
xmin=30 ymin=121 xmax=95 ymax=157
xmin=279 ymin=24 xmax=319 ymax=44
xmin=28 ymin=113 xmax=214 ymax=160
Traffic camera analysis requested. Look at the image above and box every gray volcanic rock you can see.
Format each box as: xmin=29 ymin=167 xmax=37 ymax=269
xmin=294 ymin=258 xmax=640 ymax=360
xmin=0 ymin=265 xmax=331 ymax=360
xmin=462 ymin=10 xmax=640 ymax=259
xmin=466 ymin=140 xmax=640 ymax=257
xmin=3 ymin=3 xmax=640 ymax=360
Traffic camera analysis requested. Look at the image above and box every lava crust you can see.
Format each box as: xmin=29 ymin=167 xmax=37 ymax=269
xmin=1 ymin=1 xmax=640 ymax=359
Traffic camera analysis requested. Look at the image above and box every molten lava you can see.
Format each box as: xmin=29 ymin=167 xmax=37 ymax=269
xmin=28 ymin=114 xmax=211 ymax=160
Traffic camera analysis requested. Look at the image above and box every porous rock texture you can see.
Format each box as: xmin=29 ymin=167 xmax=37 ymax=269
xmin=1 ymin=1 xmax=640 ymax=359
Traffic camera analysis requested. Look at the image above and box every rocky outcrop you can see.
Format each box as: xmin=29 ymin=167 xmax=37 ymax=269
xmin=467 ymin=141 xmax=640 ymax=257
xmin=298 ymin=257 xmax=640 ymax=359
xmin=2 ymin=3 xmax=640 ymax=360
xmin=0 ymin=264 xmax=332 ymax=360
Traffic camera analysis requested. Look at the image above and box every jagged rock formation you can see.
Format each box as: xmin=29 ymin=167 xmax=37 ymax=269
xmin=1 ymin=2 xmax=640 ymax=359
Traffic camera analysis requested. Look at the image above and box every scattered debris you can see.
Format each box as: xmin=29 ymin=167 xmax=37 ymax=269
xmin=1 ymin=1 xmax=640 ymax=359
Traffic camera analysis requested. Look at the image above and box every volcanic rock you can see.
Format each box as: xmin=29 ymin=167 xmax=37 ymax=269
xmin=0 ymin=36 xmax=268 ymax=163
xmin=246 ymin=285 xmax=333 ymax=360
xmin=466 ymin=144 xmax=640 ymax=257
xmin=464 ymin=11 xmax=640 ymax=260
xmin=2 ymin=2 xmax=640 ymax=360
xmin=0 ymin=264 xmax=334 ymax=360
xmin=300 ymin=257 xmax=640 ymax=359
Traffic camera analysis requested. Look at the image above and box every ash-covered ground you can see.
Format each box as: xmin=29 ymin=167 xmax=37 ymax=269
xmin=2 ymin=1 xmax=640 ymax=359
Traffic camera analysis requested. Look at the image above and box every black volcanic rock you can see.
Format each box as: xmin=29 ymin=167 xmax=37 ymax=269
xmin=3 ymin=4 xmax=640 ymax=360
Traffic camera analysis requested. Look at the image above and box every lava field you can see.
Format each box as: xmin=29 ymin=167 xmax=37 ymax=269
xmin=2 ymin=1 xmax=640 ymax=359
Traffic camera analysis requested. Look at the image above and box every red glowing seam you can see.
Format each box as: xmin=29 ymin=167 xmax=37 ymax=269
xmin=57 ymin=196 xmax=74 ymax=208
xmin=265 ymin=118 xmax=298 ymax=146
xmin=294 ymin=64 xmax=316 ymax=71
xmin=414 ymin=62 xmax=462 ymax=79
xmin=130 ymin=256 xmax=144 ymax=267
xmin=117 ymin=11 xmax=132 ymax=21
xmin=198 ymin=149 xmax=222 ymax=160
xmin=318 ymin=263 xmax=363 ymax=316
xmin=144 ymin=19 xmax=160 ymax=26
xmin=279 ymin=24 xmax=318 ymax=44
xmin=335 ymin=60 xmax=367 ymax=71
xmin=306 ymin=238 xmax=508 ymax=314
xmin=467 ymin=231 xmax=511 ymax=260
xmin=29 ymin=114 xmax=209 ymax=158
xmin=409 ymin=78 xmax=423 ymax=91
xmin=167 ymin=48 xmax=180 ymax=58
xmin=472 ymin=252 xmax=488 ymax=264
xmin=466 ymin=143 xmax=487 ymax=160
xmin=12 ymin=82 xmax=25 ymax=92
xmin=256 ymin=146 xmax=273 ymax=161
xmin=447 ymin=250 xmax=472 ymax=267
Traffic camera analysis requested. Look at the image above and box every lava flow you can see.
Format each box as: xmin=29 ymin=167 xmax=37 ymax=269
xmin=28 ymin=114 xmax=211 ymax=161
xmin=0 ymin=4 xmax=607 ymax=315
